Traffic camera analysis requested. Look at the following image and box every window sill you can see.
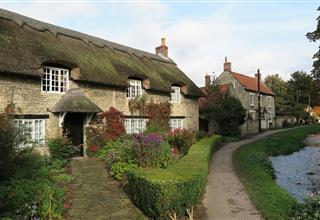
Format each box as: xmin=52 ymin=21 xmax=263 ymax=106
xmin=41 ymin=91 xmax=67 ymax=94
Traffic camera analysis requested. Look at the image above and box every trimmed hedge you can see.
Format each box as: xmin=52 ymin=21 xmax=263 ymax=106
xmin=128 ymin=135 xmax=222 ymax=219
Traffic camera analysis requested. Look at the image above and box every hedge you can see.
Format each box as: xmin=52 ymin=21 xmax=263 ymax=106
xmin=127 ymin=135 xmax=222 ymax=220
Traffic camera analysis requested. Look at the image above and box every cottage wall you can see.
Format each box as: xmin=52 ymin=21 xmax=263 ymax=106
xmin=0 ymin=74 xmax=199 ymax=144
xmin=218 ymin=71 xmax=276 ymax=135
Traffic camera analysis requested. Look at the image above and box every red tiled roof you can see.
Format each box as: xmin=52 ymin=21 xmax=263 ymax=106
xmin=200 ymin=84 xmax=229 ymax=96
xmin=231 ymin=72 xmax=275 ymax=96
xmin=198 ymin=84 xmax=230 ymax=110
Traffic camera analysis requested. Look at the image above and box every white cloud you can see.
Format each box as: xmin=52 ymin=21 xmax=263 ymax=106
xmin=0 ymin=1 xmax=98 ymax=24
xmin=121 ymin=1 xmax=168 ymax=20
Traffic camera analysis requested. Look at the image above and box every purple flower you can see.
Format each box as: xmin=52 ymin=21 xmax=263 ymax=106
xmin=133 ymin=133 xmax=163 ymax=149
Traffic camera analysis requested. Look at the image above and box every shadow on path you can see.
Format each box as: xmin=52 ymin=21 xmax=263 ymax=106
xmin=203 ymin=129 xmax=292 ymax=220
xmin=66 ymin=158 xmax=147 ymax=220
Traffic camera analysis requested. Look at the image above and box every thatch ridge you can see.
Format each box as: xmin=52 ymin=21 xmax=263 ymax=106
xmin=0 ymin=8 xmax=202 ymax=97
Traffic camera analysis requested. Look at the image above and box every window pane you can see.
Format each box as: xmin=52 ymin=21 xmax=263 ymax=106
xmin=41 ymin=67 xmax=69 ymax=93
xmin=13 ymin=119 xmax=45 ymax=147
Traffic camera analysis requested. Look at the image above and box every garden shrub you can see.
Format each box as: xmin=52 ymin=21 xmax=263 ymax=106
xmin=110 ymin=161 xmax=138 ymax=181
xmin=85 ymin=127 xmax=109 ymax=156
xmin=0 ymin=111 xmax=33 ymax=181
xmin=146 ymin=101 xmax=171 ymax=133
xmin=0 ymin=110 xmax=71 ymax=219
xmin=102 ymin=137 xmax=133 ymax=167
xmin=47 ymin=134 xmax=75 ymax=160
xmin=91 ymin=137 xmax=136 ymax=180
xmin=127 ymin=135 xmax=222 ymax=220
xmin=86 ymin=107 xmax=126 ymax=156
xmin=132 ymin=133 xmax=172 ymax=168
xmin=0 ymin=154 xmax=71 ymax=219
xmin=0 ymin=113 xmax=18 ymax=181
xmin=167 ymin=129 xmax=195 ymax=155
xmin=99 ymin=107 xmax=125 ymax=141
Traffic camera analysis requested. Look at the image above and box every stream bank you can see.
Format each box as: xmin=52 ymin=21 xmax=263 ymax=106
xmin=270 ymin=134 xmax=320 ymax=202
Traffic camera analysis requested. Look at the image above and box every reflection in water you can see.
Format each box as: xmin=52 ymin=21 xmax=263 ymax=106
xmin=269 ymin=135 xmax=320 ymax=203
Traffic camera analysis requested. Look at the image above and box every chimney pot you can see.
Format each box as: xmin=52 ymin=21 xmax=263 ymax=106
xmin=161 ymin=37 xmax=166 ymax=46
xmin=155 ymin=37 xmax=168 ymax=58
xmin=223 ymin=57 xmax=232 ymax=72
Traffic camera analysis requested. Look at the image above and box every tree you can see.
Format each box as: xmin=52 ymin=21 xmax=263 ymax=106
xmin=287 ymin=71 xmax=312 ymax=106
xmin=201 ymin=76 xmax=246 ymax=136
xmin=211 ymin=95 xmax=246 ymax=136
xmin=264 ymin=74 xmax=289 ymax=115
xmin=307 ymin=7 xmax=320 ymax=85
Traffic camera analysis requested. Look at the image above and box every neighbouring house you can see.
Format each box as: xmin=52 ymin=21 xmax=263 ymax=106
xmin=0 ymin=9 xmax=202 ymax=155
xmin=200 ymin=58 xmax=276 ymax=135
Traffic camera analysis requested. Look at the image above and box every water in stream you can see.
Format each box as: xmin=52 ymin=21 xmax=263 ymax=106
xmin=269 ymin=134 xmax=320 ymax=202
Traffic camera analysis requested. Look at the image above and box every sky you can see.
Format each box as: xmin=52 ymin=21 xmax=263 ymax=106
xmin=0 ymin=1 xmax=319 ymax=86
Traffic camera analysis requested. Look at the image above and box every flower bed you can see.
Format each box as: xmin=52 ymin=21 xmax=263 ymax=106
xmin=0 ymin=111 xmax=72 ymax=219
xmin=127 ymin=135 xmax=222 ymax=220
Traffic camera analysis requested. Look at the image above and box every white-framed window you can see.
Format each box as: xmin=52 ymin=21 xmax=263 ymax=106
xmin=124 ymin=118 xmax=147 ymax=134
xmin=232 ymin=82 xmax=236 ymax=89
xmin=170 ymin=118 xmax=184 ymax=130
xmin=13 ymin=119 xmax=45 ymax=147
xmin=268 ymin=97 xmax=272 ymax=108
xmin=260 ymin=95 xmax=263 ymax=107
xmin=250 ymin=93 xmax=255 ymax=107
xmin=170 ymin=86 xmax=181 ymax=103
xmin=41 ymin=66 xmax=69 ymax=93
xmin=127 ymin=79 xmax=142 ymax=99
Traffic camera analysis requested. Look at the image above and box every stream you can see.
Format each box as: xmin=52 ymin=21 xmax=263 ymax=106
xmin=269 ymin=134 xmax=320 ymax=202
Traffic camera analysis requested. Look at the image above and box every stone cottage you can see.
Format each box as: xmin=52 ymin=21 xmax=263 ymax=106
xmin=0 ymin=9 xmax=202 ymax=155
xmin=201 ymin=58 xmax=275 ymax=135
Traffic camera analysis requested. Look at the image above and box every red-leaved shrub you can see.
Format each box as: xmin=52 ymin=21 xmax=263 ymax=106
xmin=167 ymin=129 xmax=195 ymax=155
xmin=146 ymin=101 xmax=171 ymax=133
xmin=100 ymin=107 xmax=125 ymax=141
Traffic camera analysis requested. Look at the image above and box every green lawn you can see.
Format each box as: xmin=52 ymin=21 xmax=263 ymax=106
xmin=233 ymin=125 xmax=320 ymax=220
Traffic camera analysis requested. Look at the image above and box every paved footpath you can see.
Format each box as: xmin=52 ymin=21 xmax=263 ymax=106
xmin=203 ymin=129 xmax=290 ymax=220
xmin=67 ymin=158 xmax=147 ymax=220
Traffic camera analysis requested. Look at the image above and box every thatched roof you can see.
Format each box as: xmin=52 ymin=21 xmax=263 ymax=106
xmin=0 ymin=9 xmax=203 ymax=97
xmin=51 ymin=89 xmax=102 ymax=113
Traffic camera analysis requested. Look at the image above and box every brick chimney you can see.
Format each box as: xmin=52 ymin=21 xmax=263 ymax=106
xmin=155 ymin=37 xmax=168 ymax=57
xmin=223 ymin=57 xmax=232 ymax=72
xmin=205 ymin=74 xmax=211 ymax=87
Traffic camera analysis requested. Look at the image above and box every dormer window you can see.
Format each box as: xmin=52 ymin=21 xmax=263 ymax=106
xmin=42 ymin=66 xmax=69 ymax=93
xmin=127 ymin=79 xmax=142 ymax=99
xmin=170 ymin=86 xmax=181 ymax=103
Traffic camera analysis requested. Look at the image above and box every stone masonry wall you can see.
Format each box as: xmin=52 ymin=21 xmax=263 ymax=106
xmin=218 ymin=71 xmax=276 ymax=135
xmin=0 ymin=74 xmax=199 ymax=146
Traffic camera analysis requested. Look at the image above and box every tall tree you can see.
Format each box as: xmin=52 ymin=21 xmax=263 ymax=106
xmin=287 ymin=71 xmax=312 ymax=106
xmin=264 ymin=74 xmax=289 ymax=115
xmin=307 ymin=7 xmax=320 ymax=84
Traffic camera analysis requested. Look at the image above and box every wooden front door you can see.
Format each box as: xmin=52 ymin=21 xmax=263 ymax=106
xmin=63 ymin=113 xmax=84 ymax=157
